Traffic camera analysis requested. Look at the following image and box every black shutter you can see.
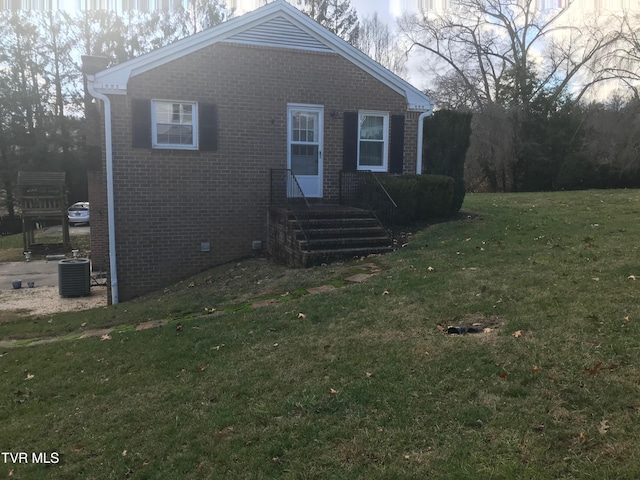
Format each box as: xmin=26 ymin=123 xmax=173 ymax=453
xmin=389 ymin=114 xmax=405 ymax=174
xmin=343 ymin=111 xmax=358 ymax=172
xmin=132 ymin=99 xmax=151 ymax=148
xmin=199 ymin=103 xmax=218 ymax=151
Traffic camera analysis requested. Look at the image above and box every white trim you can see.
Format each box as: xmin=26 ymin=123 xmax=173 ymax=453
xmin=151 ymin=100 xmax=199 ymax=150
xmin=287 ymin=103 xmax=324 ymax=198
xmin=357 ymin=111 xmax=389 ymax=173
xmin=89 ymin=1 xmax=434 ymax=111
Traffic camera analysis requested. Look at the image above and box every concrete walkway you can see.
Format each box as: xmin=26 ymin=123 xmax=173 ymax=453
xmin=0 ymin=260 xmax=61 ymax=289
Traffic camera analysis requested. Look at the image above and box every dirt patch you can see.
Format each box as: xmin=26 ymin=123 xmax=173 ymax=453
xmin=0 ymin=286 xmax=107 ymax=317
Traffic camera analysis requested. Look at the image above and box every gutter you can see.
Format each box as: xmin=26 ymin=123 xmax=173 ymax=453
xmin=86 ymin=77 xmax=119 ymax=305
xmin=416 ymin=110 xmax=432 ymax=175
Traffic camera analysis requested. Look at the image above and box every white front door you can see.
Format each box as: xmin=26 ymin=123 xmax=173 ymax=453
xmin=287 ymin=104 xmax=323 ymax=198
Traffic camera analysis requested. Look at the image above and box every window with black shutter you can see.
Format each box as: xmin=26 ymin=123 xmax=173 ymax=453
xmin=131 ymin=99 xmax=218 ymax=151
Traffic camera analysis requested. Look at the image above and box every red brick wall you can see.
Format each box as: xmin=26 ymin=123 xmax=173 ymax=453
xmin=98 ymin=42 xmax=420 ymax=300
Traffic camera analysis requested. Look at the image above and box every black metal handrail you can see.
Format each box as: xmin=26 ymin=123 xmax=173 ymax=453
xmin=270 ymin=168 xmax=312 ymax=248
xmin=339 ymin=170 xmax=397 ymax=240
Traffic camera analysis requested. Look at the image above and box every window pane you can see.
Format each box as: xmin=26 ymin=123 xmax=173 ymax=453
xmin=360 ymin=115 xmax=384 ymax=140
xmin=153 ymin=101 xmax=196 ymax=147
xmin=292 ymin=112 xmax=317 ymax=143
xmin=291 ymin=144 xmax=318 ymax=175
xmin=359 ymin=141 xmax=384 ymax=166
xmin=157 ymin=124 xmax=193 ymax=145
xmin=156 ymin=102 xmax=172 ymax=123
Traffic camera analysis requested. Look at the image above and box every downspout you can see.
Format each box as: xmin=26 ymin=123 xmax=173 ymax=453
xmin=86 ymin=77 xmax=119 ymax=304
xmin=416 ymin=111 xmax=431 ymax=175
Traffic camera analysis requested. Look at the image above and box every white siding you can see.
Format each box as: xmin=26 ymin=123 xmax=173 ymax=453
xmin=226 ymin=16 xmax=333 ymax=52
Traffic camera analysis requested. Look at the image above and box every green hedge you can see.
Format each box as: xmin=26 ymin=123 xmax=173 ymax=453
xmin=377 ymin=174 xmax=454 ymax=224
xmin=423 ymin=110 xmax=471 ymax=214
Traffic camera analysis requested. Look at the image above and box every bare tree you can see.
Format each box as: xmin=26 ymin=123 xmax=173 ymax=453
xmin=357 ymin=12 xmax=407 ymax=77
xmin=400 ymin=0 xmax=622 ymax=110
xmin=296 ymin=0 xmax=360 ymax=45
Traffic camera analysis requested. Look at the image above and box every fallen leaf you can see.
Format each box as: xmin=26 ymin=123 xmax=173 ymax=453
xmin=499 ymin=371 xmax=508 ymax=379
xmin=483 ymin=327 xmax=492 ymax=333
xmin=122 ymin=450 xmax=127 ymax=456
xmin=81 ymin=322 xmax=87 ymax=327
xmin=195 ymin=462 xmax=203 ymax=472
xmin=579 ymin=432 xmax=587 ymax=444
xmin=627 ymin=275 xmax=637 ymax=280
xmin=382 ymin=289 xmax=390 ymax=295
xmin=532 ymin=424 xmax=545 ymax=431
xmin=196 ymin=365 xmax=206 ymax=372
xmin=513 ymin=330 xmax=522 ymax=338
xmin=8 ymin=469 xmax=13 ymax=477
xmin=531 ymin=365 xmax=541 ymax=373
xmin=585 ymin=362 xmax=603 ymax=375
xmin=329 ymin=388 xmax=338 ymax=396
xmin=25 ymin=373 xmax=34 ymax=380
xmin=188 ymin=282 xmax=196 ymax=288
xmin=427 ymin=266 xmax=434 ymax=272
xmin=624 ymin=316 xmax=631 ymax=323
xmin=71 ymin=445 xmax=84 ymax=453
xmin=404 ymin=454 xmax=411 ymax=460
xmin=297 ymin=312 xmax=306 ymax=319
xmin=365 ymin=371 xmax=373 ymax=378
xmin=592 ymin=277 xmax=600 ymax=282
xmin=598 ymin=419 xmax=610 ymax=435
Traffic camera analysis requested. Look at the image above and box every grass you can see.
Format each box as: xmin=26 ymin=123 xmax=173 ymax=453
xmin=0 ymin=227 xmax=91 ymax=262
xmin=1 ymin=190 xmax=640 ymax=478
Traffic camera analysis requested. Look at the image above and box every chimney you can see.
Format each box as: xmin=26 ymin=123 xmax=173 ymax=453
xmin=81 ymin=55 xmax=110 ymax=76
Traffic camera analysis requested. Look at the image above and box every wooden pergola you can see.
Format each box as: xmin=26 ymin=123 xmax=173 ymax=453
xmin=16 ymin=171 xmax=70 ymax=253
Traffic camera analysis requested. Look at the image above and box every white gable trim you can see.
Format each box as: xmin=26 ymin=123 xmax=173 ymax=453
xmin=90 ymin=0 xmax=433 ymax=112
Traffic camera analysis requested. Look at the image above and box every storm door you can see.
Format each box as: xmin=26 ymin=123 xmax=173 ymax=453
xmin=287 ymin=104 xmax=323 ymax=198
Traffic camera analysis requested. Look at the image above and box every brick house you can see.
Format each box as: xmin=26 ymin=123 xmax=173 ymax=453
xmin=84 ymin=0 xmax=433 ymax=304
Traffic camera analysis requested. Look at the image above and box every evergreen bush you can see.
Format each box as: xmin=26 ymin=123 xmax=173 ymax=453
xmin=377 ymin=175 xmax=454 ymax=224
xmin=423 ymin=110 xmax=472 ymax=214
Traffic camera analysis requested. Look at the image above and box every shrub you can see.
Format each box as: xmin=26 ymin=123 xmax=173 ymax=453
xmin=423 ymin=110 xmax=472 ymax=214
xmin=377 ymin=174 xmax=454 ymax=224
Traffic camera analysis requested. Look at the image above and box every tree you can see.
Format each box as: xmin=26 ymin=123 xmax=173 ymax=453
xmin=296 ymin=0 xmax=359 ymax=45
xmin=400 ymin=0 xmax=622 ymax=110
xmin=400 ymin=0 xmax=623 ymax=192
xmin=357 ymin=12 xmax=407 ymax=77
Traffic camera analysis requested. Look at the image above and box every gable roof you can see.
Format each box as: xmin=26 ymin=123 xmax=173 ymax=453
xmin=89 ymin=0 xmax=433 ymax=112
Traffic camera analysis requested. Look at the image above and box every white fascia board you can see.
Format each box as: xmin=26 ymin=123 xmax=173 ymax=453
xmin=91 ymin=0 xmax=434 ymax=112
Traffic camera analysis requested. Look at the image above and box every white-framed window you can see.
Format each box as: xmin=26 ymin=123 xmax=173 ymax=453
xmin=151 ymin=100 xmax=198 ymax=149
xmin=357 ymin=111 xmax=389 ymax=172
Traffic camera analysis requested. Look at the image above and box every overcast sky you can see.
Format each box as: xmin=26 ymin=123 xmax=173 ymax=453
xmin=350 ymin=0 xmax=396 ymax=21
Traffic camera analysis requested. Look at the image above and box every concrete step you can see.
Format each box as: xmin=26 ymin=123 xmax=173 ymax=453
xmin=300 ymin=235 xmax=391 ymax=251
xmin=296 ymin=226 xmax=387 ymax=240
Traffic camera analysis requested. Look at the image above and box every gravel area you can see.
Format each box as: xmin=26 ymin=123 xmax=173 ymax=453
xmin=0 ymin=286 xmax=107 ymax=316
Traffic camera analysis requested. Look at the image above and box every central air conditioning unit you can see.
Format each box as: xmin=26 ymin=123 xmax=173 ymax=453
xmin=58 ymin=258 xmax=91 ymax=297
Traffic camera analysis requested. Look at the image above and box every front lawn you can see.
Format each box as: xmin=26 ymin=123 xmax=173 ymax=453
xmin=1 ymin=190 xmax=639 ymax=479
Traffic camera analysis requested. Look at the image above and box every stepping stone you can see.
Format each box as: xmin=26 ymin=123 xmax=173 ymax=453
xmin=345 ymin=273 xmax=374 ymax=283
xmin=307 ymin=285 xmax=337 ymax=295
xmin=136 ymin=319 xmax=169 ymax=331
xmin=79 ymin=328 xmax=113 ymax=339
xmin=252 ymin=298 xmax=278 ymax=308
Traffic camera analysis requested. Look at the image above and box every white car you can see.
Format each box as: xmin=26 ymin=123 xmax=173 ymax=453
xmin=68 ymin=202 xmax=90 ymax=226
